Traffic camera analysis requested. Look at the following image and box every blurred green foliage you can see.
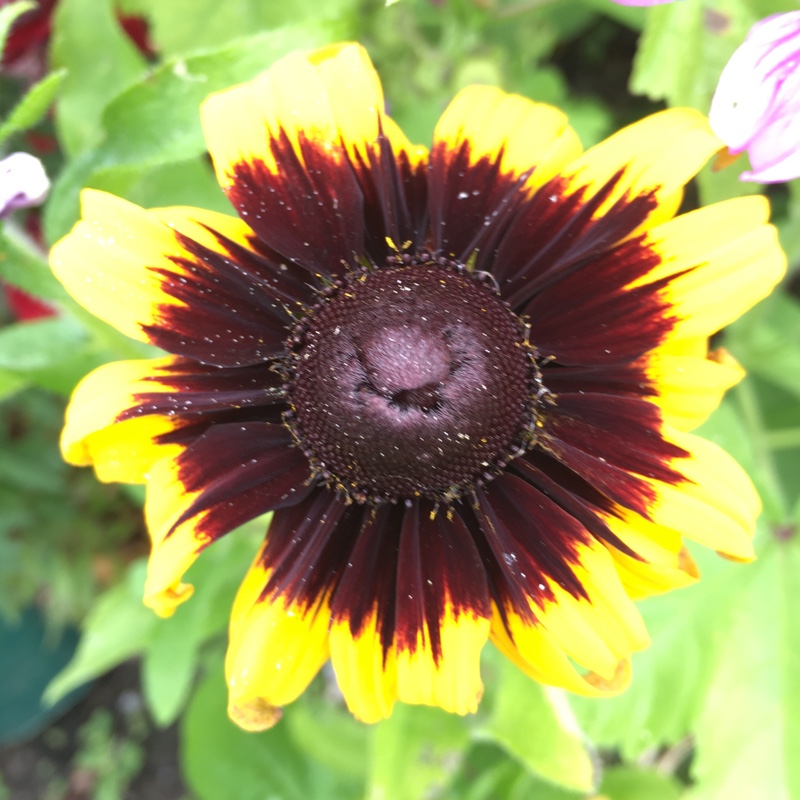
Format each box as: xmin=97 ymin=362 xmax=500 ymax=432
xmin=2 ymin=0 xmax=800 ymax=797
xmin=0 ymin=390 xmax=142 ymax=628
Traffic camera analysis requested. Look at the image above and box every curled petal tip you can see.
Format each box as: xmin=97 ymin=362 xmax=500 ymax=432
xmin=581 ymin=658 xmax=632 ymax=694
xmin=143 ymin=582 xmax=195 ymax=618
xmin=228 ymin=697 xmax=283 ymax=732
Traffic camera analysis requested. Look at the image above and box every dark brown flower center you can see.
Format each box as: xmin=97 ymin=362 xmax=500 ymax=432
xmin=285 ymin=255 xmax=538 ymax=503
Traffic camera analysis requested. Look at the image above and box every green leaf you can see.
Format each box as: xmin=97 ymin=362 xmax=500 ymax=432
xmin=140 ymin=527 xmax=261 ymax=726
xmin=286 ymin=693 xmax=370 ymax=783
xmin=0 ymin=316 xmax=88 ymax=372
xmin=140 ymin=608 xmax=201 ymax=729
xmin=0 ymin=70 xmax=67 ymax=145
xmin=727 ymin=292 xmax=800 ymax=402
xmin=571 ymin=542 xmax=747 ymax=761
xmin=695 ymin=393 xmax=788 ymax=526
xmin=721 ymin=293 xmax=800 ymax=524
xmin=738 ymin=378 xmax=800 ymax=525
xmin=44 ymin=561 xmax=157 ymax=705
xmin=51 ymin=0 xmax=147 ymax=156
xmin=0 ymin=368 xmax=28 ymax=402
xmin=747 ymin=0 xmax=797 ymax=16
xmin=687 ymin=540 xmax=800 ymax=800
xmin=695 ymin=158 xmax=760 ymax=208
xmin=477 ymin=656 xmax=597 ymax=792
xmin=578 ymin=0 xmax=644 ymax=30
xmin=97 ymin=26 xmax=334 ymax=170
xmin=560 ymin=97 xmax=613 ymax=150
xmin=630 ymin=0 xmax=755 ymax=109
xmin=366 ymin=704 xmax=470 ymax=800
xmin=195 ymin=517 xmax=266 ymax=640
xmin=43 ymin=26 xmax=337 ymax=243
xmin=572 ymin=515 xmax=800 ymax=800
xmin=776 ymin=179 xmax=800 ymax=269
xmin=600 ymin=766 xmax=682 ymax=800
xmin=694 ymin=398 xmax=758 ymax=479
xmin=0 ymin=224 xmax=68 ymax=302
xmin=182 ymin=670 xmax=335 ymax=800
xmin=0 ymin=0 xmax=35 ymax=55
xmin=630 ymin=1 xmax=703 ymax=106
xmin=444 ymin=743 xmax=582 ymax=800
xmin=780 ymin=527 xmax=800 ymax=799
xmin=41 ymin=149 xmax=98 ymax=247
xmin=90 ymin=158 xmax=230 ymax=216
xmin=24 ymin=349 xmax=107 ymax=396
xmin=138 ymin=0 xmax=354 ymax=57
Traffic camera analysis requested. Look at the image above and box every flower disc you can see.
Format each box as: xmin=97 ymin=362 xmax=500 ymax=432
xmin=287 ymin=258 xmax=536 ymax=501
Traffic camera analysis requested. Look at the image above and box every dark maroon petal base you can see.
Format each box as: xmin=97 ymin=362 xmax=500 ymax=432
xmin=166 ymin=422 xmax=313 ymax=543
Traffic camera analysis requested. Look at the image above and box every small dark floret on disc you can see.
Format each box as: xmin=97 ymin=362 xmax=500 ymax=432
xmin=285 ymin=254 xmax=541 ymax=504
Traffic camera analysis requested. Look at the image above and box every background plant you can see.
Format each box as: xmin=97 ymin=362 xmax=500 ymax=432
xmin=2 ymin=0 xmax=799 ymax=798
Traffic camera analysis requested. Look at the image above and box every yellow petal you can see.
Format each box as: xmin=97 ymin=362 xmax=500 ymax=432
xmin=148 ymin=204 xmax=257 ymax=251
xmin=564 ymin=108 xmax=722 ymax=231
xmin=51 ymin=191 xmax=192 ymax=343
xmin=142 ymin=424 xmax=309 ymax=618
xmin=491 ymin=606 xmax=633 ymax=698
xmin=50 ymin=191 xmax=260 ymax=347
xmin=645 ymin=426 xmax=760 ymax=561
xmin=329 ymin=612 xmax=398 ymax=723
xmin=645 ymin=347 xmax=745 ymax=432
xmin=202 ymin=42 xmax=425 ymax=193
xmin=634 ymin=195 xmax=787 ymax=340
xmin=62 ymin=357 xmax=185 ymax=483
xmin=602 ymin=509 xmax=699 ymax=601
xmin=226 ymin=542 xmax=331 ymax=727
xmin=493 ymin=539 xmax=648 ymax=692
xmin=395 ymin=605 xmax=489 ymax=716
xmin=433 ymin=85 xmax=582 ymax=194
xmin=142 ymin=453 xmax=205 ymax=617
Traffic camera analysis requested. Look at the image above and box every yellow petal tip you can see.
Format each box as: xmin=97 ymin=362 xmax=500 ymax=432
xmin=717 ymin=547 xmax=756 ymax=564
xmin=582 ymin=658 xmax=632 ymax=695
xmin=228 ymin=696 xmax=283 ymax=732
xmin=143 ymin=581 xmax=195 ymax=618
xmin=678 ymin=546 xmax=701 ymax=580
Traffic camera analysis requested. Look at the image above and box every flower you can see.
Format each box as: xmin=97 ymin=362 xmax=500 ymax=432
xmin=710 ymin=11 xmax=800 ymax=183
xmin=51 ymin=43 xmax=785 ymax=729
xmin=0 ymin=152 xmax=49 ymax=219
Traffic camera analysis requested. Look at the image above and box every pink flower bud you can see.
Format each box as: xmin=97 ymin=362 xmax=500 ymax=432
xmin=0 ymin=152 xmax=49 ymax=218
xmin=710 ymin=11 xmax=800 ymax=183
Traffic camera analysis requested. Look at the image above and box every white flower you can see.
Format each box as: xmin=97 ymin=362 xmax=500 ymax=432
xmin=0 ymin=152 xmax=50 ymax=218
